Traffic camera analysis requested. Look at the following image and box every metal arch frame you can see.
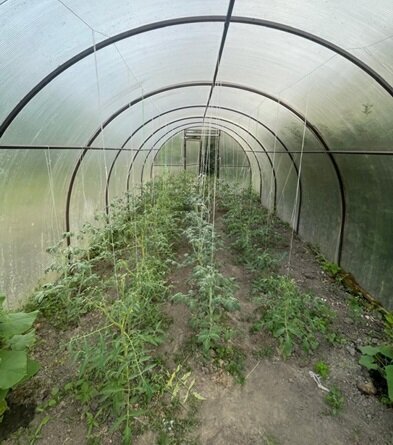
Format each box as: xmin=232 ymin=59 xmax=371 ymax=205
xmin=139 ymin=121 xmax=258 ymax=185
xmin=136 ymin=122 xmax=255 ymax=185
xmin=147 ymin=123 xmax=254 ymax=181
xmin=1 ymin=14 xmax=392 ymax=140
xmin=132 ymin=115 xmax=276 ymax=205
xmin=203 ymin=0 xmax=235 ymax=118
xmin=0 ymin=15 xmax=376 ymax=261
xmin=64 ymin=81 xmax=343 ymax=261
xmin=149 ymin=126 xmax=252 ymax=178
xmin=93 ymin=81 xmax=346 ymax=264
xmin=104 ymin=104 xmax=301 ymax=228
xmin=121 ymin=117 xmax=265 ymax=198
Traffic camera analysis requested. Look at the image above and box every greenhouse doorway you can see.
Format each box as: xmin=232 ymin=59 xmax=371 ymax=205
xmin=184 ymin=128 xmax=221 ymax=178
xmin=152 ymin=127 xmax=251 ymax=185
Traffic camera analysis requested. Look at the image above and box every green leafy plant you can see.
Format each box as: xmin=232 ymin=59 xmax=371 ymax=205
xmin=252 ymin=276 xmax=334 ymax=358
xmin=313 ymin=250 xmax=342 ymax=282
xmin=348 ymin=295 xmax=365 ymax=321
xmin=384 ymin=312 xmax=393 ymax=343
xmin=313 ymin=360 xmax=330 ymax=380
xmin=175 ymin=201 xmax=240 ymax=348
xmin=359 ymin=344 xmax=393 ymax=402
xmin=324 ymin=387 xmax=344 ymax=415
xmin=218 ymin=185 xmax=279 ymax=271
xmin=0 ymin=294 xmax=40 ymax=421
xmin=65 ymin=175 xmax=197 ymax=442
xmin=27 ymin=173 xmax=201 ymax=443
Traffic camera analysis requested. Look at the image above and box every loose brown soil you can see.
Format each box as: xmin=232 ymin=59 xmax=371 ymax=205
xmin=2 ymin=213 xmax=392 ymax=445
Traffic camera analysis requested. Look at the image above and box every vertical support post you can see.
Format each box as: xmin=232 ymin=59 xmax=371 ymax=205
xmin=198 ymin=139 xmax=203 ymax=175
xmin=183 ymin=131 xmax=187 ymax=171
xmin=216 ymin=131 xmax=220 ymax=179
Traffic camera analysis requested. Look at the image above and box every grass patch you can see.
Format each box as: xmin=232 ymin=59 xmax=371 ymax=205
xmin=313 ymin=360 xmax=330 ymax=380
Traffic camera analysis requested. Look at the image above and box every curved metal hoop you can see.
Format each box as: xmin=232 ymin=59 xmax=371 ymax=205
xmin=127 ymin=115 xmax=276 ymax=209
xmin=149 ymin=125 xmax=252 ymax=179
xmin=1 ymin=14 xmax=391 ymax=139
xmin=65 ymin=81 xmax=341 ymax=259
xmin=104 ymin=104 xmax=301 ymax=230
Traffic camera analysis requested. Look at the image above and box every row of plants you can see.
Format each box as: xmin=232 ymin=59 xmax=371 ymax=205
xmin=172 ymin=181 xmax=245 ymax=381
xmin=218 ymin=182 xmax=393 ymax=406
xmin=2 ymin=173 xmax=392 ymax=442
xmin=217 ymin=183 xmax=336 ymax=358
xmin=217 ymin=183 xmax=349 ymax=415
xmin=3 ymin=173 xmax=208 ymax=443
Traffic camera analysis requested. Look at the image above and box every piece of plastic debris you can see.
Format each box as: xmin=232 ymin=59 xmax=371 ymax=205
xmin=309 ymin=370 xmax=330 ymax=392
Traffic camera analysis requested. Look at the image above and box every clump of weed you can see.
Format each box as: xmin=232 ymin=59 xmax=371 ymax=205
xmin=359 ymin=344 xmax=393 ymax=404
xmin=324 ymin=387 xmax=344 ymax=415
xmin=313 ymin=360 xmax=330 ymax=380
xmin=348 ymin=295 xmax=365 ymax=321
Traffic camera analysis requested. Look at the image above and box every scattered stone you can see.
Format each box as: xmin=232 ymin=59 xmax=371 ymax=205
xmin=344 ymin=317 xmax=354 ymax=325
xmin=346 ymin=345 xmax=356 ymax=356
xmin=303 ymin=272 xmax=314 ymax=280
xmin=357 ymin=381 xmax=377 ymax=396
xmin=371 ymin=338 xmax=379 ymax=345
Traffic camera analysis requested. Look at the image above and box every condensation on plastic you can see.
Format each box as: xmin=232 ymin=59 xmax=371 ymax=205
xmin=0 ymin=148 xmax=81 ymax=308
xmin=1 ymin=24 xmax=222 ymax=146
xmin=0 ymin=0 xmax=226 ymax=125
xmin=233 ymin=0 xmax=393 ymax=82
xmin=69 ymin=148 xmax=119 ymax=236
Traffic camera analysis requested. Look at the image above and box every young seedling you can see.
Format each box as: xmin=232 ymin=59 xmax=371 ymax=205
xmin=325 ymin=387 xmax=344 ymax=415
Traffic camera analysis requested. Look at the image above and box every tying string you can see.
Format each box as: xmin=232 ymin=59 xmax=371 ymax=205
xmin=286 ymin=92 xmax=309 ymax=274
xmin=92 ymin=29 xmax=124 ymax=293
xmin=44 ymin=147 xmax=61 ymax=238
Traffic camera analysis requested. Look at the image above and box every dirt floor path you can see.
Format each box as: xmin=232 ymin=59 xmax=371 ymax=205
xmin=160 ymin=213 xmax=393 ymax=445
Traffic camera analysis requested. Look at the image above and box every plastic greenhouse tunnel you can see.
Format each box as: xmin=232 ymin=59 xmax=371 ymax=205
xmin=0 ymin=1 xmax=392 ymax=443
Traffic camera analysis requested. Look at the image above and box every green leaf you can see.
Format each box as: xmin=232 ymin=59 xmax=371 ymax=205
xmin=359 ymin=354 xmax=378 ymax=370
xmin=273 ymin=327 xmax=286 ymax=337
xmin=359 ymin=345 xmax=381 ymax=356
xmin=192 ymin=391 xmax=206 ymax=401
xmin=281 ymin=337 xmax=293 ymax=358
xmin=0 ymin=388 xmax=8 ymax=419
xmin=0 ymin=400 xmax=8 ymax=418
xmin=0 ymin=355 xmax=38 ymax=389
xmin=123 ymin=425 xmax=132 ymax=444
xmin=379 ymin=345 xmax=393 ymax=360
xmin=384 ymin=313 xmax=393 ymax=326
xmin=7 ymin=330 xmax=36 ymax=351
xmin=0 ymin=311 xmax=38 ymax=338
xmin=385 ymin=365 xmax=393 ymax=402
xmin=0 ymin=350 xmax=27 ymax=389
xmin=25 ymin=359 xmax=40 ymax=380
